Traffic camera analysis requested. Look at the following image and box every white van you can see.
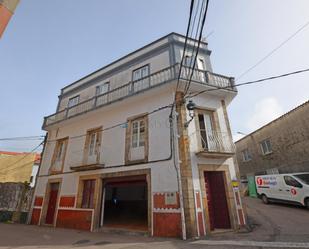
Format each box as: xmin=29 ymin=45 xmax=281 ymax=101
xmin=255 ymin=173 xmax=309 ymax=208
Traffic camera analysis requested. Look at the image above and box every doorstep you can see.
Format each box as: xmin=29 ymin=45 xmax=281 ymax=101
xmin=98 ymin=227 xmax=149 ymax=237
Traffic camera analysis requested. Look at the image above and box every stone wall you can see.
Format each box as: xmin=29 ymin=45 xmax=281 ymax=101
xmin=0 ymin=182 xmax=33 ymax=223
xmin=236 ymin=101 xmax=309 ymax=178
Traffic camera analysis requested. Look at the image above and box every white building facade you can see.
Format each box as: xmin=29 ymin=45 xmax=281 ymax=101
xmin=30 ymin=33 xmax=245 ymax=238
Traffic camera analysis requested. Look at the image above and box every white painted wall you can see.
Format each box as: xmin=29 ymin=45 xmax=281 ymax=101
xmin=36 ymin=33 xmax=238 ymax=209
xmin=38 ymin=85 xmax=179 ymax=197
xmin=186 ymin=95 xmax=237 ymax=191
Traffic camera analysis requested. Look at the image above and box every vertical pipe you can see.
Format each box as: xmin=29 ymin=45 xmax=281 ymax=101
xmin=171 ymin=108 xmax=187 ymax=240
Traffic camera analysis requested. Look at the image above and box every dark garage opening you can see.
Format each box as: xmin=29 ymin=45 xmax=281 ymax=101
xmin=103 ymin=179 xmax=148 ymax=231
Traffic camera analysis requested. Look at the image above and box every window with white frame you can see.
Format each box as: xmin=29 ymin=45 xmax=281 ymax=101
xmin=84 ymin=128 xmax=101 ymax=165
xmin=132 ymin=65 xmax=149 ymax=81
xmin=51 ymin=138 xmax=68 ymax=172
xmin=55 ymin=140 xmax=66 ymax=162
xmin=260 ymin=139 xmax=272 ymax=155
xmin=96 ymin=82 xmax=110 ymax=96
xmin=242 ymin=149 xmax=252 ymax=162
xmin=184 ymin=55 xmax=192 ymax=67
xmin=68 ymin=95 xmax=79 ymax=108
xmin=131 ymin=119 xmax=145 ymax=148
xmin=88 ymin=132 xmax=97 ymax=156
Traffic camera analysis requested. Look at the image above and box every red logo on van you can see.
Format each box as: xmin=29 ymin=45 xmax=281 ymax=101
xmin=256 ymin=177 xmax=263 ymax=186
xmin=291 ymin=188 xmax=297 ymax=195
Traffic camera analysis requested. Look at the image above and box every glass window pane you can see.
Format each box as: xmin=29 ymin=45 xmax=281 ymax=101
xmin=68 ymin=96 xmax=79 ymax=107
xmin=89 ymin=133 xmax=96 ymax=155
xmin=56 ymin=142 xmax=63 ymax=161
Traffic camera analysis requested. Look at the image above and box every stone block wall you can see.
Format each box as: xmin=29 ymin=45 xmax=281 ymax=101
xmin=236 ymin=101 xmax=309 ymax=178
xmin=0 ymin=182 xmax=33 ymax=223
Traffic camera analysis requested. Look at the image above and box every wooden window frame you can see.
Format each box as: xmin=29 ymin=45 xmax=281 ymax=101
xmin=195 ymin=108 xmax=220 ymax=151
xmin=125 ymin=114 xmax=149 ymax=164
xmin=96 ymin=82 xmax=110 ymax=96
xmin=83 ymin=127 xmax=102 ymax=165
xmin=68 ymin=95 xmax=80 ymax=108
xmin=76 ymin=175 xmax=100 ymax=210
xmin=81 ymin=179 xmax=96 ymax=208
xmin=132 ymin=64 xmax=150 ymax=82
xmin=242 ymin=148 xmax=252 ymax=162
xmin=50 ymin=137 xmax=68 ymax=174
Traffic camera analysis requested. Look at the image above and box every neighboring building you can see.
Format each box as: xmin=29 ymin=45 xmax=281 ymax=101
xmin=236 ymin=100 xmax=309 ymax=180
xmin=0 ymin=151 xmax=41 ymax=187
xmin=31 ymin=33 xmax=245 ymax=238
xmin=0 ymin=0 xmax=19 ymax=38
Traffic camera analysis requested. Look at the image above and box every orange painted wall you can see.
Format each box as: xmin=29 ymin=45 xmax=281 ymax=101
xmin=153 ymin=193 xmax=180 ymax=209
xmin=0 ymin=5 xmax=12 ymax=38
xmin=59 ymin=196 xmax=75 ymax=208
xmin=30 ymin=208 xmax=41 ymax=225
xmin=34 ymin=196 xmax=43 ymax=207
xmin=56 ymin=209 xmax=92 ymax=230
xmin=153 ymin=213 xmax=181 ymax=237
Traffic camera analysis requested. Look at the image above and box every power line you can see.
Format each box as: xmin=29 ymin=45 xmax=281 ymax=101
xmin=0 ymin=136 xmax=44 ymax=141
xmin=1 ymin=0 xmax=197 ymax=176
xmin=3 ymin=104 xmax=174 ymax=174
xmin=45 ymin=104 xmax=173 ymax=144
xmin=0 ymin=141 xmax=43 ymax=173
xmin=184 ymin=0 xmax=210 ymax=96
xmin=183 ymin=0 xmax=206 ymax=92
xmin=237 ymin=19 xmax=309 ymax=80
xmin=187 ymin=67 xmax=309 ymax=99
xmin=174 ymin=0 xmax=195 ymax=95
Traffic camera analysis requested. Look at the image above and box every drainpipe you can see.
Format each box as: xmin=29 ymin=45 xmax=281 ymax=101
xmin=171 ymin=107 xmax=187 ymax=240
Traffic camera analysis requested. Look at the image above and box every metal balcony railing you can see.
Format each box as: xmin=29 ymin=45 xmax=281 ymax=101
xmin=199 ymin=129 xmax=235 ymax=154
xmin=43 ymin=64 xmax=236 ymax=128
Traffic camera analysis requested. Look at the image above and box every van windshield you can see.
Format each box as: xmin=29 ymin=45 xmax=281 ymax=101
xmin=294 ymin=174 xmax=309 ymax=185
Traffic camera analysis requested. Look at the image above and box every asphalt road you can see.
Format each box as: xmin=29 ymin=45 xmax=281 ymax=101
xmin=0 ymin=197 xmax=308 ymax=249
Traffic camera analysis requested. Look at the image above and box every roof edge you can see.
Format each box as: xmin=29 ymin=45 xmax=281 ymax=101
xmin=235 ymin=99 xmax=309 ymax=144
xmin=61 ymin=32 xmax=209 ymax=93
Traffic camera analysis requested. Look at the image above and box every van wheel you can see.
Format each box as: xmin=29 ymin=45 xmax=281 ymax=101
xmin=262 ymin=195 xmax=269 ymax=204
xmin=305 ymin=198 xmax=309 ymax=209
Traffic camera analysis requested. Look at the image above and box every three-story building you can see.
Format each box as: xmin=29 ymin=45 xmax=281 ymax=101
xmin=30 ymin=33 xmax=245 ymax=238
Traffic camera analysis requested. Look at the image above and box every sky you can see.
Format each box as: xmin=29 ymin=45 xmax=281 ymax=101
xmin=1 ymin=0 xmax=309 ymax=152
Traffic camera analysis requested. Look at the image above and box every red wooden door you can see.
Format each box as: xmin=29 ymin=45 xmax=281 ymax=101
xmin=204 ymin=171 xmax=231 ymax=230
xmin=45 ymin=183 xmax=59 ymax=224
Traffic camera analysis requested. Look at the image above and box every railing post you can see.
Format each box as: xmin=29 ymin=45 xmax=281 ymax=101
xmin=65 ymin=108 xmax=69 ymax=118
xmin=129 ymin=81 xmax=134 ymax=94
xmin=94 ymin=96 xmax=98 ymax=107
xmin=205 ymin=71 xmax=210 ymax=83
xmin=230 ymin=77 xmax=235 ymax=90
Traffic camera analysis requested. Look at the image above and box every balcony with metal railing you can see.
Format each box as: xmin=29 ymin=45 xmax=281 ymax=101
xmin=43 ymin=64 xmax=236 ymax=129
xmin=196 ymin=129 xmax=235 ymax=158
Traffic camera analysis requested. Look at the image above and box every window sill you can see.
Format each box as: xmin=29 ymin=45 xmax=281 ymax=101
xmin=49 ymin=169 xmax=63 ymax=175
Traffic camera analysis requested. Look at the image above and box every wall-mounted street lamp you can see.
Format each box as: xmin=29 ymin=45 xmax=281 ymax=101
xmin=184 ymin=100 xmax=196 ymax=128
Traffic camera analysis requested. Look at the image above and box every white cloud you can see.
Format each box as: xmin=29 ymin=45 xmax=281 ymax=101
xmin=247 ymin=97 xmax=283 ymax=131
xmin=233 ymin=133 xmax=245 ymax=142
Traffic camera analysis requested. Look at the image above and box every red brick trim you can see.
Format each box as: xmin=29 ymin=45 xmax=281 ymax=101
xmin=238 ymin=209 xmax=245 ymax=226
xmin=197 ymin=212 xmax=205 ymax=236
